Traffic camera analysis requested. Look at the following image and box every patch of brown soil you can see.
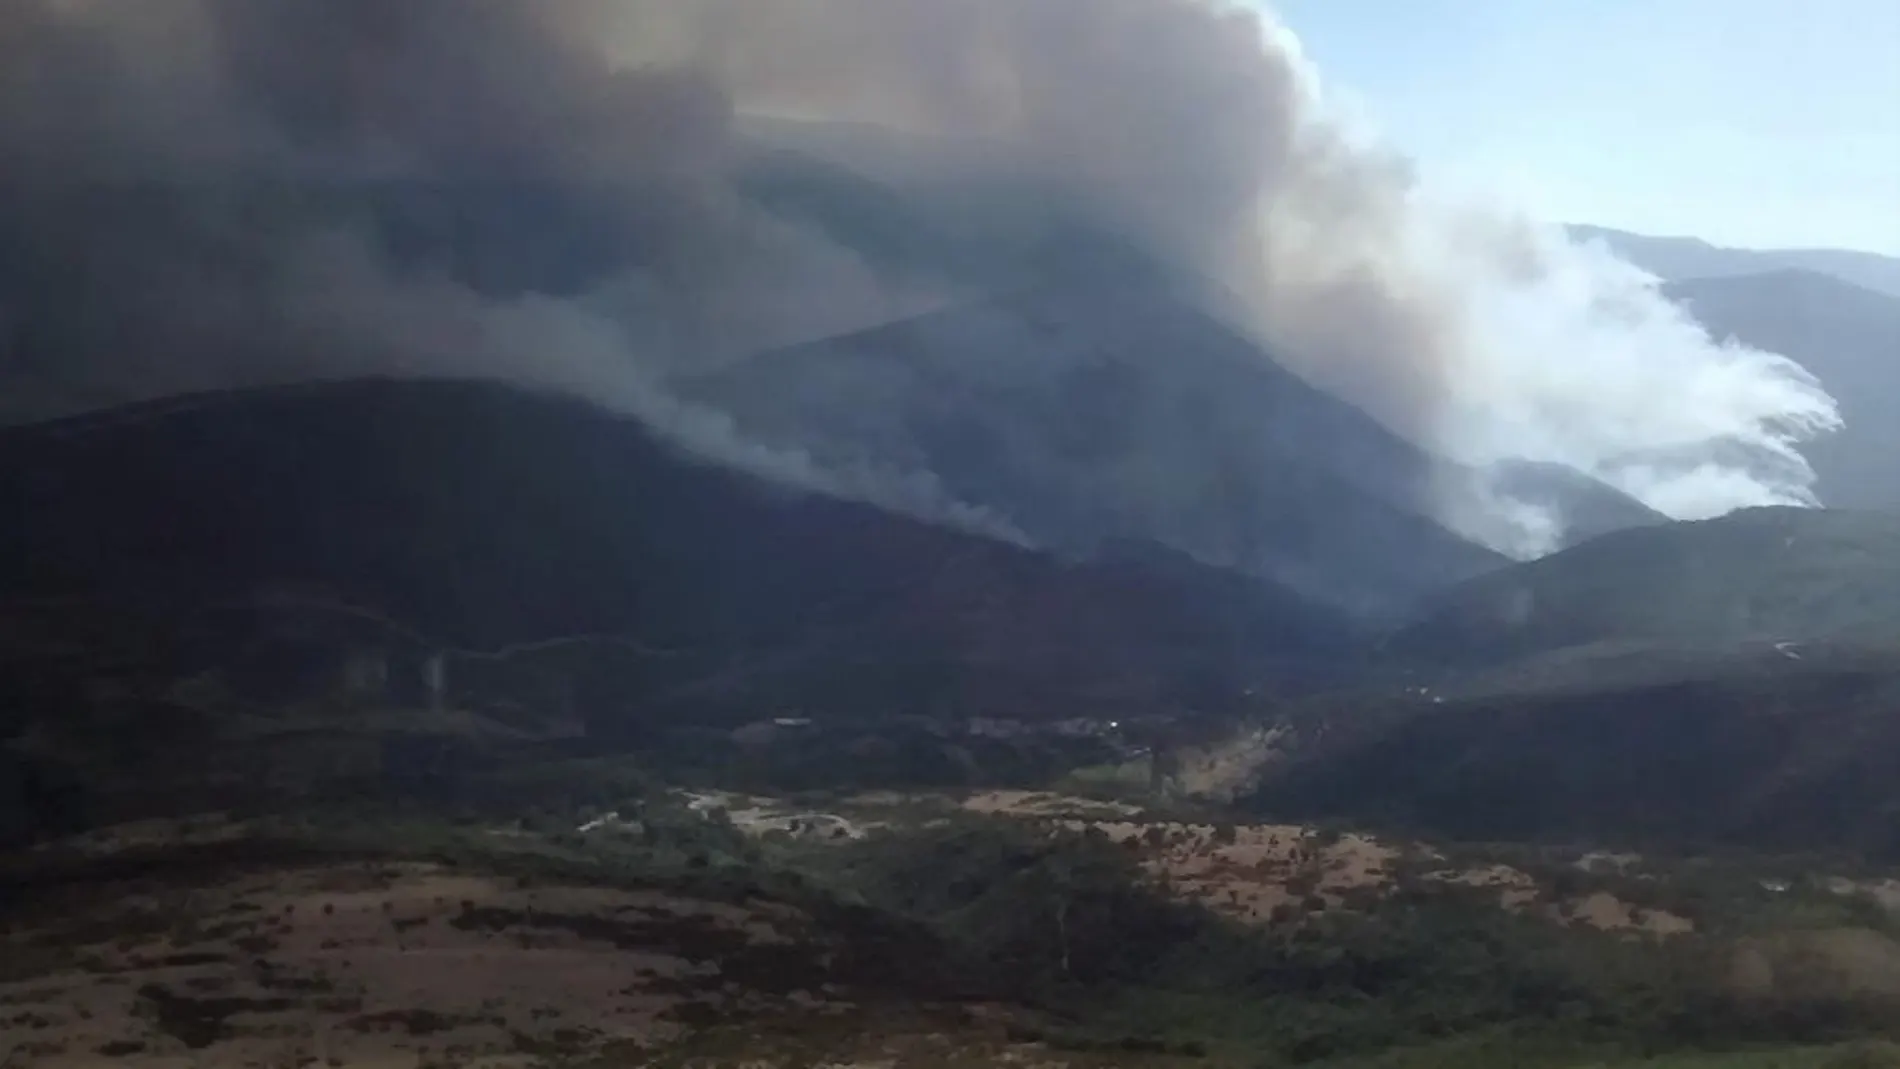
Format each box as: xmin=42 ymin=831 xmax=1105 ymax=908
xmin=1054 ymin=820 xmax=1693 ymax=935
xmin=1418 ymin=866 xmax=1692 ymax=934
xmin=1561 ymin=891 xmax=1696 ymax=936
xmin=0 ymin=861 xmax=839 ymax=1067
xmin=663 ymin=789 xmax=1700 ymax=940
xmin=1043 ymin=820 xmax=1397 ymax=923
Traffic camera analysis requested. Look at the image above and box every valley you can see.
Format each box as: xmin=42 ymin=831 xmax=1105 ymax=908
xmin=4 ymin=370 xmax=1900 ymax=1066
xmin=0 ymin=16 xmax=1895 ymax=1060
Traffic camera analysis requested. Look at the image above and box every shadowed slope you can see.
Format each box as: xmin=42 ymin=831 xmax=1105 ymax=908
xmin=0 ymin=378 xmax=1361 ymax=731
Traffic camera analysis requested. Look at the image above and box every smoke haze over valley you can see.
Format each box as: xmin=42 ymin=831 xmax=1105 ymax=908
xmin=0 ymin=0 xmax=1851 ymax=562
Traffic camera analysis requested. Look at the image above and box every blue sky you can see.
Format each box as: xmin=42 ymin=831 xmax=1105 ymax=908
xmin=1268 ymin=0 xmax=1900 ymax=255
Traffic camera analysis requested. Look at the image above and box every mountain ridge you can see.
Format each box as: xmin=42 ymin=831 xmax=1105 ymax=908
xmin=1391 ymin=506 xmax=1900 ymax=666
xmin=1569 ymin=224 xmax=1900 ymax=298
xmin=682 ymin=280 xmax=1536 ymax=619
xmin=0 ymin=376 xmax=1364 ymax=730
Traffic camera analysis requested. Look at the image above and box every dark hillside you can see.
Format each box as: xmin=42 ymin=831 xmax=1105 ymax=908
xmin=0 ymin=378 xmax=1361 ymax=730
xmin=1394 ymin=508 xmax=1900 ymax=664
xmin=685 ymin=282 xmax=1513 ymax=619
xmin=1250 ymin=649 xmax=1900 ymax=857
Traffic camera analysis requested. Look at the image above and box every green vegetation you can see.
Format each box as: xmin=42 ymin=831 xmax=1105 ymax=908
xmin=9 ymin=743 xmax=1900 ymax=1067
xmin=739 ymin=817 xmax=1897 ymax=1065
xmin=10 ymin=649 xmax=1900 ymax=1066
xmin=655 ymin=721 xmax=1124 ymax=796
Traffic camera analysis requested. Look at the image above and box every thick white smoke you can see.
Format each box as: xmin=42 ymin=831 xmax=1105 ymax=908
xmin=1421 ymin=214 xmax=1841 ymax=553
xmin=1232 ymin=9 xmax=1843 ymax=555
xmin=0 ymin=0 xmax=1841 ymax=560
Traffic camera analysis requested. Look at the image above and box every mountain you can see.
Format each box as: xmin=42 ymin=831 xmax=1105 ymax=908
xmin=1662 ymin=270 xmax=1900 ymax=512
xmin=1570 ymin=224 xmax=1900 ymax=299
xmin=0 ymin=141 xmax=1661 ymax=606
xmin=0 ymin=378 xmax=1363 ymax=732
xmin=1258 ymin=505 xmax=1900 ymax=857
xmin=680 ymin=281 xmax=1522 ymax=621
xmin=1249 ymin=644 xmax=1900 ymax=856
xmin=1392 ymin=507 xmax=1900 ymax=666
xmin=1251 ymin=504 xmax=1900 ymax=859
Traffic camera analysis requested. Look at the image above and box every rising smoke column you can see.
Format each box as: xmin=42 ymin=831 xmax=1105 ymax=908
xmin=598 ymin=0 xmax=1841 ymax=550
xmin=1415 ymin=213 xmax=1840 ymax=553
xmin=0 ymin=0 xmax=1841 ymax=554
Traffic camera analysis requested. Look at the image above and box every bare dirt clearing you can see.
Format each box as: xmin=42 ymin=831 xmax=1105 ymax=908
xmin=22 ymin=796 xmax=1893 ymax=1067
xmin=0 ymin=858 xmax=841 ymax=1067
xmin=942 ymin=790 xmax=1693 ymax=933
xmin=677 ymin=789 xmax=1700 ymax=935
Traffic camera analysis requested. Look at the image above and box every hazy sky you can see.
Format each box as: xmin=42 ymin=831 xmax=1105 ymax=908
xmin=1270 ymin=0 xmax=1900 ymax=255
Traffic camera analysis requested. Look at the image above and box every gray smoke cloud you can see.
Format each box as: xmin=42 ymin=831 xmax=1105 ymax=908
xmin=599 ymin=0 xmax=1841 ymax=550
xmin=0 ymin=0 xmax=1022 ymax=538
xmin=0 ymin=0 xmax=1839 ymax=555
xmin=0 ymin=0 xmax=954 ymax=377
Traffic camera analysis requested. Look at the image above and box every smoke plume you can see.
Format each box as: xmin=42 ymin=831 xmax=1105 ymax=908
xmin=0 ymin=0 xmax=1839 ymax=554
